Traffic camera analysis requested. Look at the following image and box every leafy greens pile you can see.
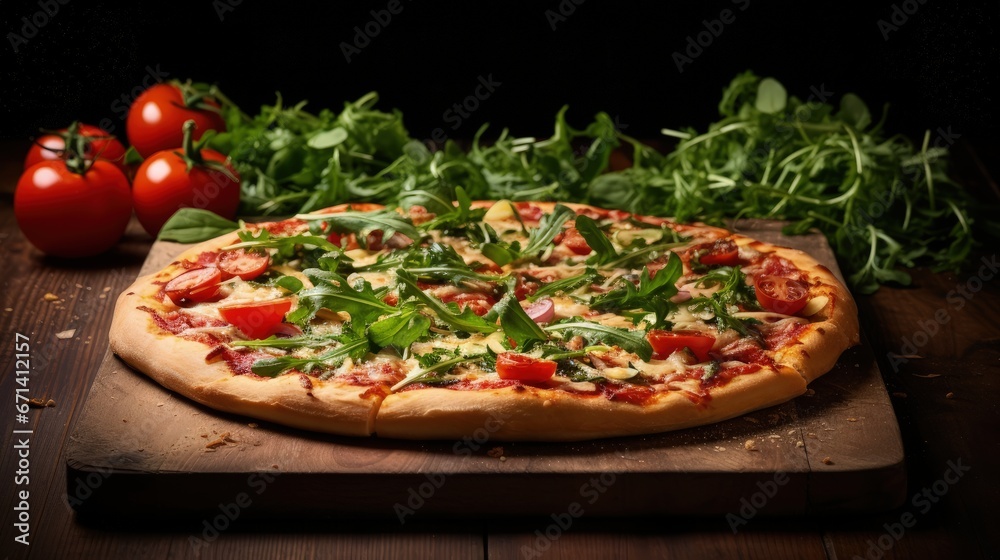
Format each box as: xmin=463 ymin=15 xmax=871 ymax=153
xmin=173 ymin=71 xmax=980 ymax=294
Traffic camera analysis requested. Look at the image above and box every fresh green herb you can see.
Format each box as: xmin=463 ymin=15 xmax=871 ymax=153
xmin=543 ymin=317 xmax=653 ymax=361
xmin=230 ymin=332 xmax=343 ymax=349
xmin=480 ymin=204 xmax=575 ymax=266
xmin=391 ymin=353 xmax=483 ymax=391
xmin=395 ymin=270 xmax=499 ymax=334
xmin=575 ymin=215 xmax=618 ymax=266
xmin=527 ymin=269 xmax=601 ymax=302
xmin=367 ymin=304 xmax=431 ymax=352
xmin=274 ymin=275 xmax=304 ymax=293
xmin=687 ymin=297 xmax=762 ymax=343
xmin=591 ymin=252 xmax=682 ymax=327
xmin=360 ymin=242 xmax=501 ymax=285
xmin=296 ymin=208 xmax=420 ymax=248
xmin=494 ymin=293 xmax=548 ymax=350
xmin=288 ymin=270 xmax=393 ymax=325
xmin=695 ymin=266 xmax=760 ymax=310
xmin=250 ymin=336 xmax=369 ymax=378
xmin=157 ymin=208 xmax=239 ymax=242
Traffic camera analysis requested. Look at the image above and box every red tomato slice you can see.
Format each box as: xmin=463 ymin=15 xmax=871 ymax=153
xmin=218 ymin=299 xmax=293 ymax=339
xmin=496 ymin=353 xmax=557 ymax=382
xmin=697 ymin=239 xmax=740 ymax=267
xmin=441 ymin=292 xmax=497 ymax=316
xmin=218 ymin=249 xmax=271 ymax=281
xmin=164 ymin=268 xmax=222 ymax=305
xmin=560 ymin=227 xmax=593 ymax=255
xmin=754 ymin=275 xmax=810 ymax=315
xmin=647 ymin=330 xmax=716 ymax=361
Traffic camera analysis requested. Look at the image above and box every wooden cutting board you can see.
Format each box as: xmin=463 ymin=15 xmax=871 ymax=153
xmin=66 ymin=221 xmax=905 ymax=519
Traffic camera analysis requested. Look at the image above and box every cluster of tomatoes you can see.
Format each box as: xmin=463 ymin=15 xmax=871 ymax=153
xmin=14 ymin=81 xmax=241 ymax=258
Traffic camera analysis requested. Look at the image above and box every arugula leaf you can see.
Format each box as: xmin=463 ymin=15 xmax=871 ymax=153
xmin=231 ymin=332 xmax=343 ymax=349
xmin=296 ymin=208 xmax=420 ymax=248
xmin=274 ymin=275 xmax=304 ymax=294
xmin=368 ymin=304 xmax=431 ymax=351
xmin=493 ymin=294 xmax=548 ymax=350
xmin=575 ymin=215 xmax=619 ymax=266
xmin=543 ymin=317 xmax=653 ymax=361
xmin=289 ymin=270 xmax=393 ymax=325
xmin=395 ymin=270 xmax=499 ymax=334
xmin=227 ymin=229 xmax=340 ymax=253
xmin=479 ymin=204 xmax=574 ymax=266
xmin=415 ymin=186 xmax=487 ymax=233
xmin=528 ymin=269 xmax=601 ymax=301
xmin=695 ymin=266 xmax=760 ymax=309
xmin=360 ymin=242 xmax=501 ymax=285
xmin=392 ymin=354 xmax=483 ymax=391
xmin=250 ymin=336 xmax=370 ymax=378
xmin=687 ymin=297 xmax=762 ymax=343
xmin=591 ymin=252 xmax=682 ymax=327
xmin=157 ymin=208 xmax=239 ymax=243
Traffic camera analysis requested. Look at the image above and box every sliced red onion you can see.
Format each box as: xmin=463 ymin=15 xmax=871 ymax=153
xmin=670 ymin=290 xmax=692 ymax=303
xmin=271 ymin=323 xmax=303 ymax=338
xmin=525 ymin=298 xmax=555 ymax=323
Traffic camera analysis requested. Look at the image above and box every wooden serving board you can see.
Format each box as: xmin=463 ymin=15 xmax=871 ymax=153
xmin=66 ymin=221 xmax=905 ymax=519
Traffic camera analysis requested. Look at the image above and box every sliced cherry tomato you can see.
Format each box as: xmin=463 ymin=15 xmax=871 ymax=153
xmin=14 ymin=160 xmax=132 ymax=258
xmin=560 ymin=227 xmax=593 ymax=255
xmin=695 ymin=239 xmax=740 ymax=267
xmin=754 ymin=275 xmax=809 ymax=315
xmin=441 ymin=292 xmax=496 ymax=316
xmin=513 ymin=202 xmax=544 ymax=222
xmin=218 ymin=249 xmax=270 ymax=281
xmin=647 ymin=330 xmax=716 ymax=362
xmin=24 ymin=123 xmax=128 ymax=174
xmin=218 ymin=299 xmax=293 ymax=339
xmin=127 ymin=82 xmax=226 ymax=158
xmin=496 ymin=353 xmax=557 ymax=382
xmin=164 ymin=268 xmax=222 ymax=305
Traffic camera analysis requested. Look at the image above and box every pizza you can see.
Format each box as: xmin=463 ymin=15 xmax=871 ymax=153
xmin=109 ymin=198 xmax=859 ymax=441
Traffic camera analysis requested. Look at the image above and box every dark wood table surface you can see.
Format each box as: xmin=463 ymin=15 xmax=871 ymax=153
xmin=1 ymin=139 xmax=997 ymax=559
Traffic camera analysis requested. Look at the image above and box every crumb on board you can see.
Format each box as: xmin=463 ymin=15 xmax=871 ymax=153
xmin=796 ymin=441 xmax=804 ymax=448
xmin=805 ymin=389 xmax=816 ymax=397
xmin=4 ymin=308 xmax=12 ymax=312
xmin=713 ymin=446 xmax=727 ymax=452
xmin=822 ymin=456 xmax=834 ymax=465
xmin=43 ymin=293 xmax=59 ymax=302
xmin=744 ymin=439 xmax=759 ymax=452
xmin=946 ymin=392 xmax=955 ymax=399
xmin=27 ymin=398 xmax=55 ymax=408
xmin=205 ymin=432 xmax=233 ymax=449
xmin=807 ymin=432 xmax=817 ymax=439
xmin=487 ymin=446 xmax=504 ymax=458
xmin=248 ymin=423 xmax=259 ymax=428
xmin=55 ymin=329 xmax=76 ymax=339
xmin=847 ymin=417 xmax=858 ymax=422
xmin=744 ymin=417 xmax=759 ymax=424
xmin=103 ymin=286 xmax=111 ymax=292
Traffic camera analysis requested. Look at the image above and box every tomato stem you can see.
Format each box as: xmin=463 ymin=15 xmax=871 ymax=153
xmin=62 ymin=121 xmax=92 ymax=175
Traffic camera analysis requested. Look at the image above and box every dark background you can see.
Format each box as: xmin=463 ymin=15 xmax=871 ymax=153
xmin=1 ymin=0 xmax=997 ymax=143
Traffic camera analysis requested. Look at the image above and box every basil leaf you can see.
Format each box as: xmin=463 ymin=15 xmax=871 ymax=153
xmin=157 ymin=208 xmax=239 ymax=243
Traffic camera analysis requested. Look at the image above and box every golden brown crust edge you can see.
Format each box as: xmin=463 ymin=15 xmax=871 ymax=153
xmin=109 ymin=213 xmax=384 ymax=437
xmin=375 ymin=366 xmax=806 ymax=441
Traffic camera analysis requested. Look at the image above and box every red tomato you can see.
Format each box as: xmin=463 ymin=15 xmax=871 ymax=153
xmin=441 ymin=292 xmax=496 ymax=316
xmin=754 ymin=275 xmax=809 ymax=315
xmin=559 ymin=227 xmax=593 ymax=255
xmin=164 ymin=268 xmax=223 ymax=305
xmin=218 ymin=249 xmax=270 ymax=281
xmin=24 ymin=123 xmax=128 ymax=174
xmin=219 ymin=299 xmax=293 ymax=339
xmin=647 ymin=330 xmax=716 ymax=361
xmin=131 ymin=124 xmax=240 ymax=237
xmin=14 ymin=160 xmax=131 ymax=258
xmin=496 ymin=353 xmax=557 ymax=382
xmin=513 ymin=202 xmax=544 ymax=222
xmin=695 ymin=239 xmax=740 ymax=267
xmin=127 ymin=83 xmax=226 ymax=158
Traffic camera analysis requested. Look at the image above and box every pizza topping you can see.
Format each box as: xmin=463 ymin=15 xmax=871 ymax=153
xmin=218 ymin=298 xmax=294 ymax=339
xmin=524 ymin=298 xmax=555 ymax=323
xmin=164 ymin=268 xmax=223 ymax=305
xmin=496 ymin=353 xmax=557 ymax=382
xmin=647 ymin=330 xmax=716 ymax=362
xmin=754 ymin=275 xmax=810 ymax=315
xmin=218 ymin=249 xmax=271 ymax=281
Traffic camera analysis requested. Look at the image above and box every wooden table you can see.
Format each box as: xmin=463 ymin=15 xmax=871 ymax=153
xmin=1 ymin=140 xmax=997 ymax=559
